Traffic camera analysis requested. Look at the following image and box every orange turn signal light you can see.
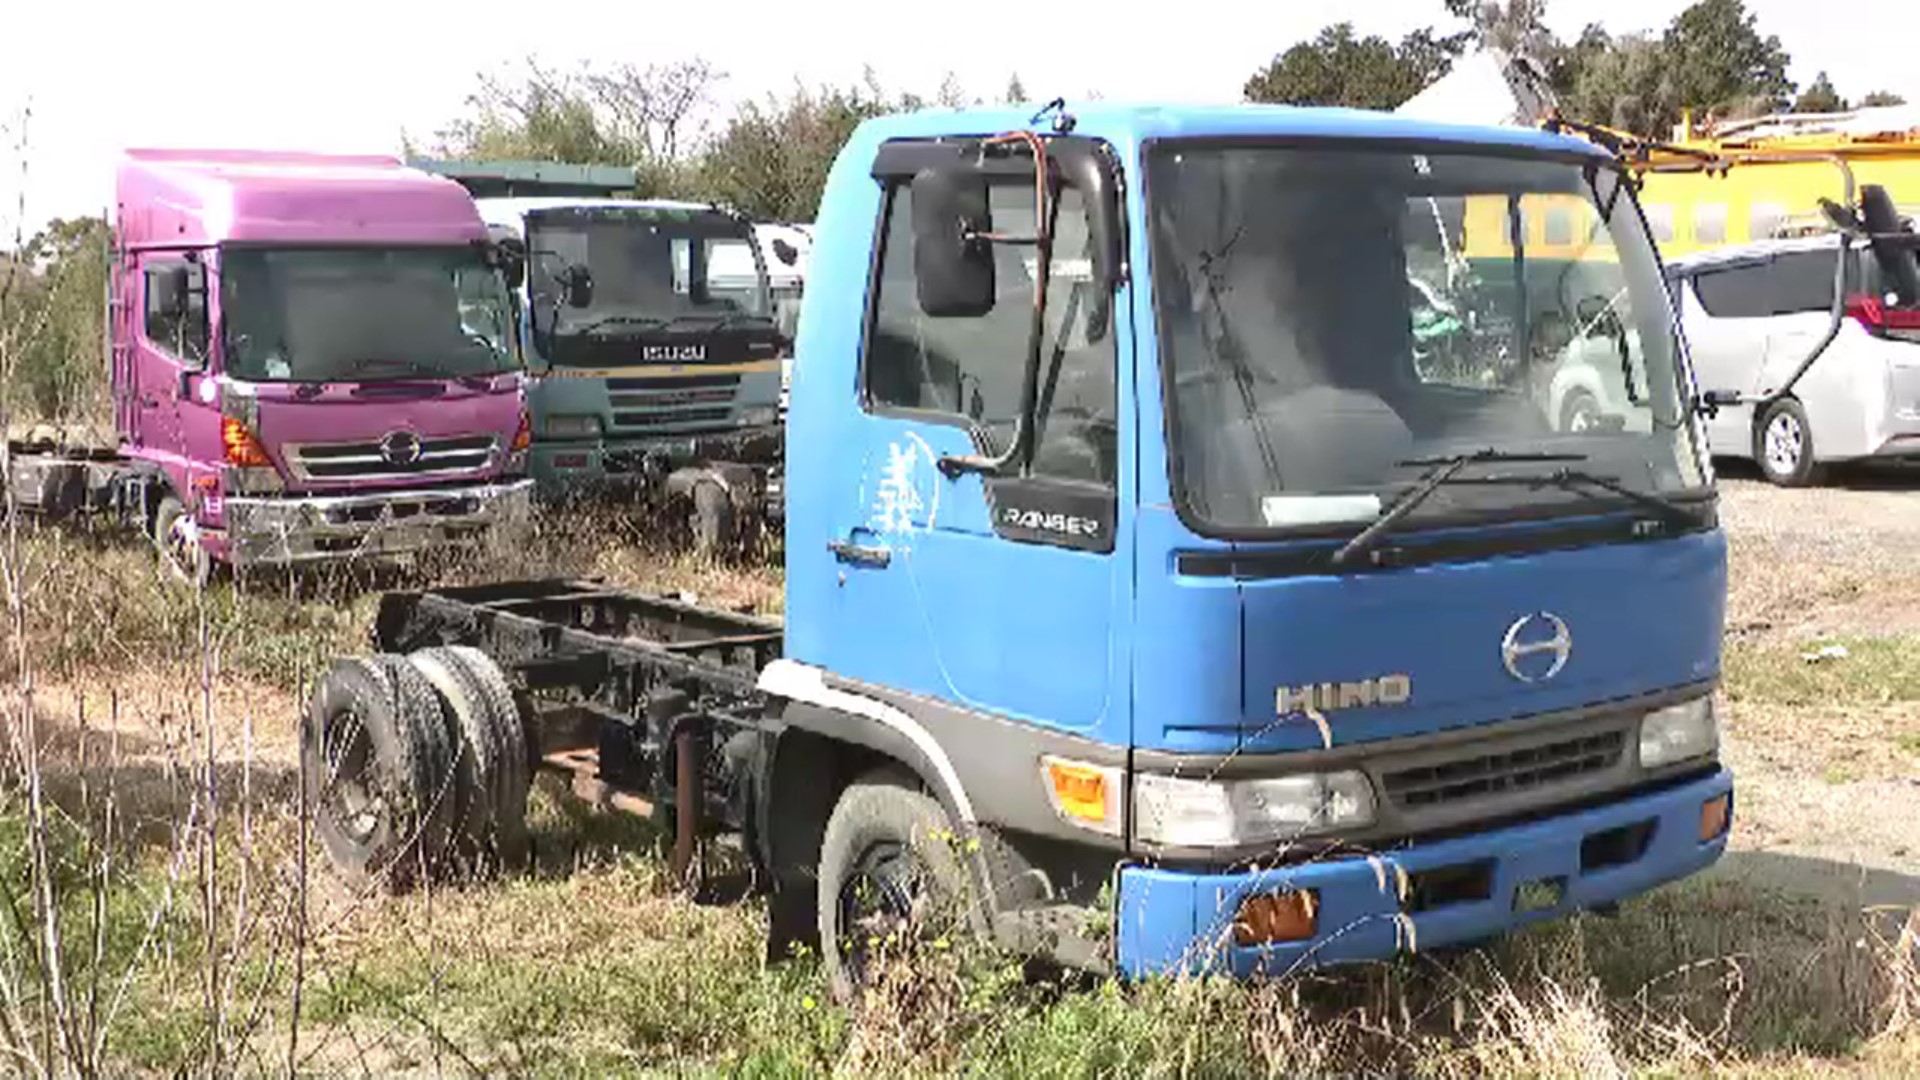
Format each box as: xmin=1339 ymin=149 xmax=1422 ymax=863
xmin=1234 ymin=890 xmax=1319 ymax=946
xmin=1045 ymin=760 xmax=1110 ymax=825
xmin=221 ymin=416 xmax=272 ymax=467
xmin=510 ymin=408 xmax=532 ymax=453
xmin=1700 ymin=793 xmax=1731 ymax=842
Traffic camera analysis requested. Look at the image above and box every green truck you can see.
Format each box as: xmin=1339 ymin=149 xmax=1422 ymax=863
xmin=412 ymin=159 xmax=788 ymax=549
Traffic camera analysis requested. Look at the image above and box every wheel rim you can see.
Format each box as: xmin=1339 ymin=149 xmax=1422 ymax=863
xmin=1764 ymin=412 xmax=1804 ymax=476
xmin=835 ymin=841 xmax=930 ymax=984
xmin=1567 ymin=398 xmax=1599 ymax=432
xmin=322 ymin=711 xmax=383 ymax=846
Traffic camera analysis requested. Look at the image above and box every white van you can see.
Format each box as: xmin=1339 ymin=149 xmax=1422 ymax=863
xmin=1665 ymin=236 xmax=1920 ymax=485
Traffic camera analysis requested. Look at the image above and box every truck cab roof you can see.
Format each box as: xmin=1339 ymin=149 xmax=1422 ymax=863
xmin=470 ymin=196 xmax=738 ymax=240
xmin=115 ymin=148 xmax=488 ymax=249
xmin=849 ymin=101 xmax=1612 ymax=159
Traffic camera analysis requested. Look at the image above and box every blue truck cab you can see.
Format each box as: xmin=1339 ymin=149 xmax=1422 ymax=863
xmin=768 ymin=101 xmax=1732 ymax=983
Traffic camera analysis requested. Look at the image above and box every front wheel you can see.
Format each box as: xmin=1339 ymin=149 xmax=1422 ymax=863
xmin=151 ymin=493 xmax=212 ymax=588
xmin=817 ymin=770 xmax=975 ymax=1001
xmin=1559 ymin=388 xmax=1602 ymax=434
xmin=1754 ymin=397 xmax=1824 ymax=487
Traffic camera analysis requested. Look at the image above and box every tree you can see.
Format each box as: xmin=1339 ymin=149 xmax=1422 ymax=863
xmin=1243 ymin=23 xmax=1466 ymax=110
xmin=1005 ymin=73 xmax=1028 ymax=105
xmin=1561 ymin=33 xmax=1675 ymax=138
xmin=1661 ymin=0 xmax=1794 ymax=124
xmin=1793 ymin=72 xmax=1846 ymax=114
xmin=430 ymin=57 xmax=724 ymax=189
xmin=1859 ymin=90 xmax=1908 ymax=108
xmin=3 ymin=217 xmax=111 ymax=420
xmin=698 ymin=78 xmax=917 ymax=221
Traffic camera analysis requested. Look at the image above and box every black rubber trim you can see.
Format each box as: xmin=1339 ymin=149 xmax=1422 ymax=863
xmin=1173 ymin=503 xmax=1719 ymax=579
xmin=1132 ymin=135 xmax=1710 ymax=545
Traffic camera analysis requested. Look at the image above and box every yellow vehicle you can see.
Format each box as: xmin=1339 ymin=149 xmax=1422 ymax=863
xmin=1631 ymin=107 xmax=1920 ymax=258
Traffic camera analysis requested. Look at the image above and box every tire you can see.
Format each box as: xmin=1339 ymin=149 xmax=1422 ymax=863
xmin=410 ymin=645 xmax=530 ymax=870
xmin=817 ymin=769 xmax=976 ymax=1002
xmin=151 ymin=492 xmax=212 ymax=589
xmin=1559 ymin=388 xmax=1601 ymax=434
xmin=690 ymin=480 xmax=733 ymax=557
xmin=1754 ymin=397 xmax=1824 ymax=487
xmin=300 ymin=655 xmax=461 ymax=890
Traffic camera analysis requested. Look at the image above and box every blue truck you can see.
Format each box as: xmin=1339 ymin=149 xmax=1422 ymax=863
xmin=411 ymin=159 xmax=789 ymax=549
xmin=307 ymin=103 xmax=1733 ymax=996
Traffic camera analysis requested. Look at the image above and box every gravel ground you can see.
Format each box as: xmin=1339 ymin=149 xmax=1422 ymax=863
xmin=1706 ymin=466 xmax=1920 ymax=914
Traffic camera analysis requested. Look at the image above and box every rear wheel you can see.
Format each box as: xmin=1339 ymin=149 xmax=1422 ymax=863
xmin=1755 ymin=397 xmax=1824 ymax=487
xmin=407 ymin=645 xmax=530 ymax=871
xmin=816 ymin=770 xmax=975 ymax=1001
xmin=301 ymin=655 xmax=461 ymax=890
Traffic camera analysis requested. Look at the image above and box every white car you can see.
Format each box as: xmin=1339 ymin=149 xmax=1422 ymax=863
xmin=1665 ymin=236 xmax=1920 ymax=485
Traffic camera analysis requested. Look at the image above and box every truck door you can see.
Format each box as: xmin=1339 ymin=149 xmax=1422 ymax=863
xmin=824 ymin=174 xmax=1127 ymax=738
xmin=131 ymin=253 xmax=210 ymax=456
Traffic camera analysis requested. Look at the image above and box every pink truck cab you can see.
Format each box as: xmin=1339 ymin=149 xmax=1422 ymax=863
xmin=78 ymin=148 xmax=534 ymax=581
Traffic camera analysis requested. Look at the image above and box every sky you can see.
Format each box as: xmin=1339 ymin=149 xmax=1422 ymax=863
xmin=3 ymin=0 xmax=1917 ymax=237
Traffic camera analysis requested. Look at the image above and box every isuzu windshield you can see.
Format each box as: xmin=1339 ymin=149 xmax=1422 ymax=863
xmin=1147 ymin=143 xmax=1707 ymax=535
xmin=528 ymin=208 xmax=774 ymax=366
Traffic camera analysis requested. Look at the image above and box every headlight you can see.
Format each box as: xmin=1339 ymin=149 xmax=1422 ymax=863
xmin=740 ymin=406 xmax=779 ymax=428
xmin=1135 ymin=771 xmax=1376 ymax=847
xmin=543 ymin=414 xmax=600 ymax=439
xmin=1039 ymin=758 xmax=1376 ymax=847
xmin=1638 ymin=697 xmax=1718 ymax=768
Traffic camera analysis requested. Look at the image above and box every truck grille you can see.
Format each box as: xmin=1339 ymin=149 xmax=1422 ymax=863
xmin=606 ymin=374 xmax=739 ymax=430
xmin=1380 ymin=730 xmax=1625 ymax=810
xmin=287 ymin=435 xmax=498 ymax=481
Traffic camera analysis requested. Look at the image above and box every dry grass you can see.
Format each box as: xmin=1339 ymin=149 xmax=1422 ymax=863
xmin=0 ymin=481 xmax=1913 ymax=1075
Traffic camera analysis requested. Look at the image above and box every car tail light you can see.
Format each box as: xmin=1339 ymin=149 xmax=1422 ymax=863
xmin=222 ymin=416 xmax=273 ymax=467
xmin=1845 ymin=294 xmax=1920 ymax=335
xmin=510 ymin=408 xmax=531 ymax=453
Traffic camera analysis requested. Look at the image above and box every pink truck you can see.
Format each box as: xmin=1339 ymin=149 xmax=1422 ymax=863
xmin=5 ymin=149 xmax=534 ymax=583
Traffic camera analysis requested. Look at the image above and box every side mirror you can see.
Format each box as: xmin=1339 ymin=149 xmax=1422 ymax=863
xmin=562 ymin=263 xmax=594 ymax=308
xmin=495 ymin=237 xmax=527 ymax=290
xmin=771 ymin=238 xmax=798 ymax=267
xmin=1861 ymin=184 xmax=1920 ymax=306
xmin=149 ymin=264 xmax=189 ymax=320
xmin=910 ymin=165 xmax=995 ymax=317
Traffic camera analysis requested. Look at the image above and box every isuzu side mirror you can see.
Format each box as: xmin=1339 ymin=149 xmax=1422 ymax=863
xmin=910 ymin=165 xmax=995 ymax=317
xmin=562 ymin=263 xmax=594 ymax=308
xmin=495 ymin=237 xmax=527 ymax=290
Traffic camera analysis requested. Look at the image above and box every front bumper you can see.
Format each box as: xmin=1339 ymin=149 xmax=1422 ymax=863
xmin=529 ymin=424 xmax=782 ymax=488
xmin=215 ymin=480 xmax=533 ymax=566
xmin=1115 ymin=767 xmax=1732 ymax=978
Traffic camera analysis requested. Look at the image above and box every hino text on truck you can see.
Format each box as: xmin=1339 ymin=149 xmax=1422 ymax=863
xmin=305 ymin=102 xmax=1746 ymax=996
xmin=412 ymin=159 xmax=790 ymax=551
xmin=4 ymin=150 xmax=535 ymax=585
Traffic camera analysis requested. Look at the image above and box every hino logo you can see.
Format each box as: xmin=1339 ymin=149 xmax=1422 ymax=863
xmin=379 ymin=431 xmax=422 ymax=466
xmin=1502 ymin=612 xmax=1571 ymax=683
xmin=1276 ymin=675 xmax=1412 ymax=715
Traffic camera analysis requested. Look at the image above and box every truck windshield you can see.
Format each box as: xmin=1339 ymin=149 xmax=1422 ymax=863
xmin=527 ymin=210 xmax=773 ymax=364
xmin=220 ymin=246 xmax=516 ymax=382
xmin=1147 ymin=144 xmax=1706 ymax=534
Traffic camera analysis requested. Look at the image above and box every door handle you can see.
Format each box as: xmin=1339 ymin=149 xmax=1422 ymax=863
xmin=827 ymin=537 xmax=891 ymax=568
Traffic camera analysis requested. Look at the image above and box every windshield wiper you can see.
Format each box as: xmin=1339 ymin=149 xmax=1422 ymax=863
xmin=346 ymin=357 xmax=456 ymax=379
xmin=1458 ymin=467 xmax=1702 ymax=529
xmin=568 ymin=314 xmax=667 ymax=335
xmin=1330 ymin=449 xmax=1588 ymax=568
